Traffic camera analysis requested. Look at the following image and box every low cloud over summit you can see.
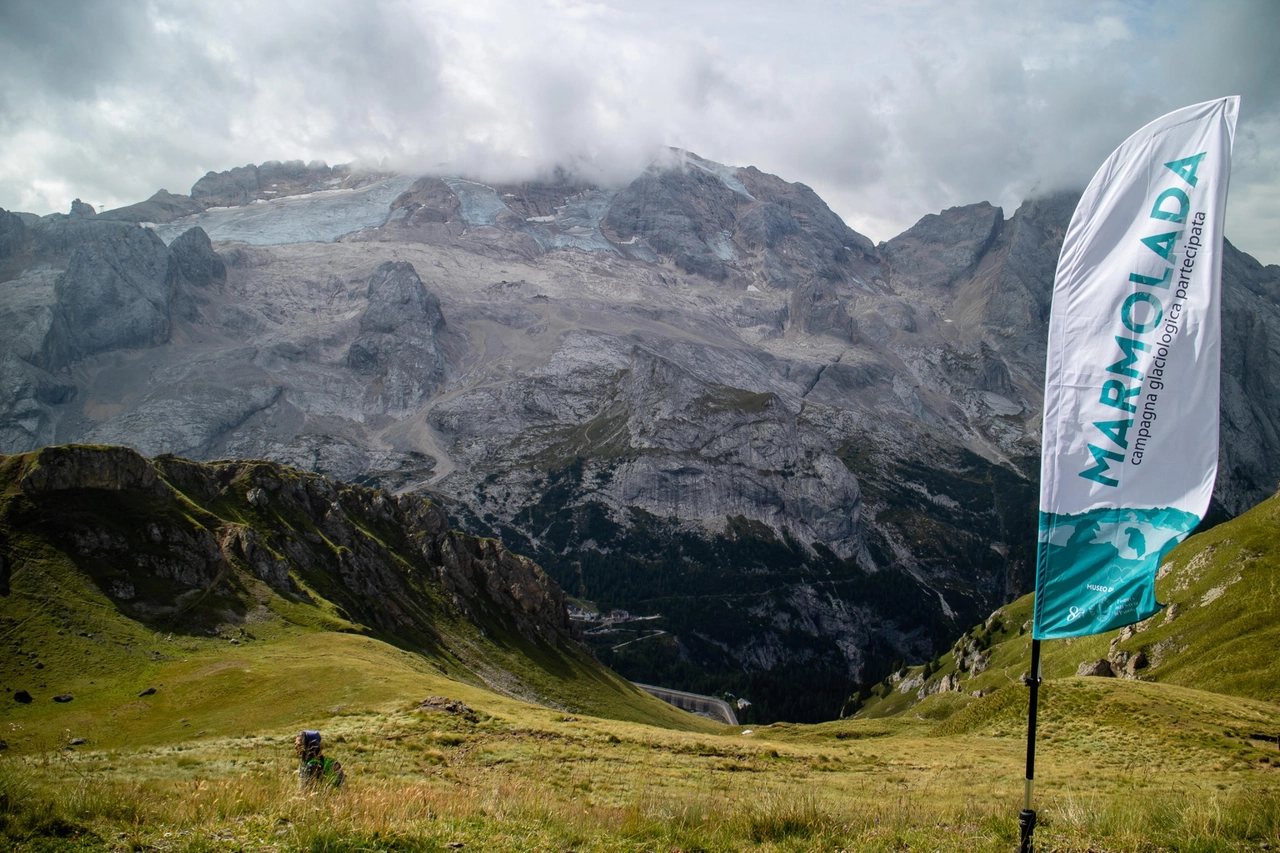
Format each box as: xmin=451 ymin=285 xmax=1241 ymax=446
xmin=1 ymin=0 xmax=1278 ymax=262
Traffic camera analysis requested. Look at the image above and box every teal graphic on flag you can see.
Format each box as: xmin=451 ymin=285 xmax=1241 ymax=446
xmin=1033 ymin=507 xmax=1198 ymax=639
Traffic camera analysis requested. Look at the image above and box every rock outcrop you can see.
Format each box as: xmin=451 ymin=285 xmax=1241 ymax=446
xmin=190 ymin=160 xmax=382 ymax=207
xmin=168 ymin=226 xmax=226 ymax=289
xmin=4 ymin=444 xmax=577 ymax=656
xmin=53 ymin=224 xmax=178 ymax=357
xmin=347 ymin=261 xmax=447 ymax=412
xmin=19 ymin=443 xmax=173 ymax=498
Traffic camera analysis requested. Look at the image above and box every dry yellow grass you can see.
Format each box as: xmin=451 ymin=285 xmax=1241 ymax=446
xmin=5 ymin=675 xmax=1280 ymax=852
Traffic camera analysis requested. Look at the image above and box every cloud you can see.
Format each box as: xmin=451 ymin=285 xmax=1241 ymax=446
xmin=0 ymin=0 xmax=1277 ymax=264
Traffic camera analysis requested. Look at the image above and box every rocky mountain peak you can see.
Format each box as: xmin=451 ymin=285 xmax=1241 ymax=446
xmin=1 ymin=154 xmax=1277 ymax=721
xmin=69 ymin=198 xmax=96 ymax=217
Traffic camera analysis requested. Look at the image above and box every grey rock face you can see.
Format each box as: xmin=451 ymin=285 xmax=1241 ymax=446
xmin=882 ymin=202 xmax=1002 ymax=291
xmin=0 ymin=271 xmax=72 ymax=374
xmin=97 ymin=189 xmax=206 ymax=224
xmin=601 ymin=151 xmax=878 ymax=291
xmin=168 ymin=227 xmax=226 ymax=289
xmin=604 ymin=159 xmax=743 ymax=280
xmin=54 ymin=224 xmax=177 ymax=357
xmin=1217 ymin=245 xmax=1280 ymax=514
xmin=347 ymin=261 xmax=446 ymax=412
xmin=735 ymin=163 xmax=878 ymax=283
xmin=85 ymin=376 xmax=283 ymax=459
xmin=28 ymin=215 xmax=132 ymax=258
xmin=191 ymin=163 xmax=276 ymax=207
xmin=0 ymin=352 xmax=76 ymax=450
xmin=0 ymin=209 xmax=27 ymax=261
xmin=388 ymin=177 xmax=462 ymax=228
xmin=0 ymin=222 xmax=229 ymax=453
xmin=191 ymin=160 xmax=375 ymax=207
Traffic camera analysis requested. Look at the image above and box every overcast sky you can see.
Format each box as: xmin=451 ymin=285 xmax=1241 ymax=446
xmin=2 ymin=0 xmax=1277 ymax=263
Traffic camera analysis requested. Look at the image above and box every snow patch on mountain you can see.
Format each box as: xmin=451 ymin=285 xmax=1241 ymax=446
xmin=150 ymin=175 xmax=418 ymax=245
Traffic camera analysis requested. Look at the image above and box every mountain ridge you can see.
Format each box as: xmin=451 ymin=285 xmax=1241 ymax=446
xmin=1 ymin=151 xmax=1277 ymax=721
xmin=0 ymin=442 xmax=708 ymax=729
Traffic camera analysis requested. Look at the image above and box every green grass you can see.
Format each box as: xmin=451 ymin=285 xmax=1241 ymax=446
xmin=0 ymin=446 xmax=714 ymax=735
xmin=3 ymin=675 xmax=1280 ymax=851
xmin=857 ymin=488 xmax=1280 ymax=722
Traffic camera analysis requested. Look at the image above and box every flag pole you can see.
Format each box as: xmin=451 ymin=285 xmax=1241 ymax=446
xmin=1018 ymin=637 xmax=1043 ymax=853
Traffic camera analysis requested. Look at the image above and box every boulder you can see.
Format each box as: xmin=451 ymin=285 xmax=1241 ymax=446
xmin=13 ymin=690 xmax=32 ymax=704
xmin=1125 ymin=651 xmax=1148 ymax=676
xmin=1076 ymin=659 xmax=1115 ymax=678
xmin=419 ymin=696 xmax=478 ymax=721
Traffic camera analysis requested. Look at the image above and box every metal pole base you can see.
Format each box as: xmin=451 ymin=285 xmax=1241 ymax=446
xmin=1018 ymin=808 xmax=1037 ymax=853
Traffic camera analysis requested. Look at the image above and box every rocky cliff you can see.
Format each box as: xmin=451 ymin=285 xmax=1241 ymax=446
xmin=1 ymin=152 xmax=1277 ymax=721
xmin=0 ymin=444 xmax=584 ymax=707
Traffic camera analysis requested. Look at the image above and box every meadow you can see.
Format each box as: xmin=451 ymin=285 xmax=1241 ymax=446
xmin=4 ymin=647 xmax=1280 ymax=852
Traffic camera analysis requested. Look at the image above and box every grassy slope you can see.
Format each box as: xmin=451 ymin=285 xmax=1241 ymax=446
xmin=4 ymin=655 xmax=1280 ymax=852
xmin=5 ymin=459 xmax=1280 ymax=850
xmin=856 ymin=488 xmax=1280 ymax=721
xmin=0 ymin=448 xmax=716 ymax=750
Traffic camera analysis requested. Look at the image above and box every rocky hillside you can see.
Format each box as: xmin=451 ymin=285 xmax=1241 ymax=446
xmin=854 ymin=484 xmax=1280 ymax=721
xmin=1 ymin=152 xmax=1277 ymax=721
xmin=0 ymin=444 xmax=657 ymax=718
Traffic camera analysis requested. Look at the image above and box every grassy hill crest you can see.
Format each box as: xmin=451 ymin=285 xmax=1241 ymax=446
xmin=0 ymin=444 xmax=712 ymax=746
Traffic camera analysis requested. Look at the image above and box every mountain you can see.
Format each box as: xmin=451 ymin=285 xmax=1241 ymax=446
xmin=0 ymin=443 xmax=705 ymax=730
xmin=1 ymin=151 xmax=1278 ymax=721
